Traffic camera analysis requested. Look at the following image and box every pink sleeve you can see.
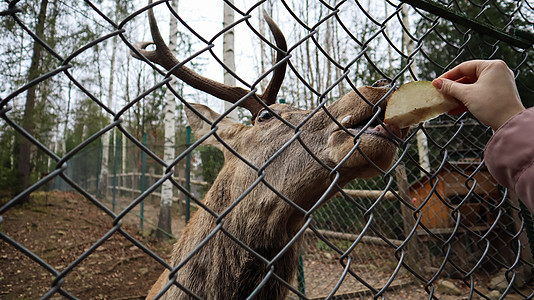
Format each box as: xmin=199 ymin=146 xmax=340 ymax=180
xmin=484 ymin=107 xmax=534 ymax=214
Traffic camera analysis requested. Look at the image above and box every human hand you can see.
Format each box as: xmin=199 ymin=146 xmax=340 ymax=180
xmin=432 ymin=60 xmax=525 ymax=130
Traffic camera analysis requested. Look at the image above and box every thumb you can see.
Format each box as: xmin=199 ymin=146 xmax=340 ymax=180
xmin=432 ymin=78 xmax=469 ymax=115
xmin=432 ymin=78 xmax=465 ymax=100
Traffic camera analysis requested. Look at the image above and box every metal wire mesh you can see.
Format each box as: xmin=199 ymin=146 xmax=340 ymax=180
xmin=1 ymin=0 xmax=533 ymax=299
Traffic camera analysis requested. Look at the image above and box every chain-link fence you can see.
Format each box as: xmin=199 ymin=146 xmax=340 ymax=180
xmin=1 ymin=0 xmax=534 ymax=299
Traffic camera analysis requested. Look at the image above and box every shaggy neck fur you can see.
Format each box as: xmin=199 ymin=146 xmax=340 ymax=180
xmin=162 ymin=167 xmax=311 ymax=300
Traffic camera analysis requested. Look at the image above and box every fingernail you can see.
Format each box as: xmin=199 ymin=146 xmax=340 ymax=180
xmin=432 ymin=78 xmax=443 ymax=90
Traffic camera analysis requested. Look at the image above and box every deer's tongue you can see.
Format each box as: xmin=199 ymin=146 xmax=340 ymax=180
xmin=372 ymin=123 xmax=402 ymax=139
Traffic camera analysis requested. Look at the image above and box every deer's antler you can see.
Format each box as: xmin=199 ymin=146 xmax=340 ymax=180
xmin=132 ymin=3 xmax=288 ymax=118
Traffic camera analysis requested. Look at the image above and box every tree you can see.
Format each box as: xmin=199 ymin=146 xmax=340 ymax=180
xmin=157 ymin=0 xmax=180 ymax=239
xmin=415 ymin=0 xmax=534 ymax=107
xmin=197 ymin=146 xmax=224 ymax=196
xmin=98 ymin=0 xmax=125 ymax=198
xmin=401 ymin=3 xmax=431 ymax=175
xmin=14 ymin=0 xmax=49 ymax=200
xmin=1 ymin=0 xmax=110 ymax=198
xmin=66 ymin=97 xmax=108 ymax=186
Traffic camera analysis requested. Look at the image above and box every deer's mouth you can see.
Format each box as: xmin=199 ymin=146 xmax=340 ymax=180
xmin=338 ymin=114 xmax=403 ymax=143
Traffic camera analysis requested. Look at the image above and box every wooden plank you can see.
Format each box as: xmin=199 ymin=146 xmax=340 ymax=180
xmin=308 ymin=278 xmax=413 ymax=300
xmin=416 ymin=225 xmax=490 ymax=236
xmin=338 ymin=189 xmax=397 ymax=200
xmin=306 ymin=229 xmax=403 ymax=248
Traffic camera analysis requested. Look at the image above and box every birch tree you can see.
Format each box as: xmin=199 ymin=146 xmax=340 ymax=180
xmin=401 ymin=4 xmax=430 ymax=174
xmin=223 ymin=0 xmax=238 ymax=120
xmin=157 ymin=0 xmax=180 ymax=238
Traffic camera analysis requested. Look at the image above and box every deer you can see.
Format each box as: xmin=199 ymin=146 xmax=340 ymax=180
xmin=132 ymin=3 xmax=406 ymax=299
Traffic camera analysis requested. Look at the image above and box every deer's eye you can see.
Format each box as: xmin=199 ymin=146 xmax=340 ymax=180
xmin=257 ymin=109 xmax=274 ymax=123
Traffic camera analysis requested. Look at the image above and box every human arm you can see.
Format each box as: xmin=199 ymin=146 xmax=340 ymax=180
xmin=484 ymin=108 xmax=534 ymax=214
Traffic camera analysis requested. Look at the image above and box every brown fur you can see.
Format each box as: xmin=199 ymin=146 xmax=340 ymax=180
xmin=146 ymin=85 xmax=402 ymax=299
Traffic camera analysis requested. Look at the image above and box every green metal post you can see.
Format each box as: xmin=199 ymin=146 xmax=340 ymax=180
xmin=140 ymin=133 xmax=147 ymax=231
xmin=112 ymin=132 xmax=119 ymax=212
xmin=185 ymin=126 xmax=191 ymax=223
xmin=280 ymin=98 xmax=305 ymax=297
xmin=298 ymin=251 xmax=306 ymax=298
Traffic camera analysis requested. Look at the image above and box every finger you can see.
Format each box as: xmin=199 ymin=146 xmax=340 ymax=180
xmin=439 ymin=60 xmax=485 ymax=81
xmin=456 ymin=76 xmax=476 ymax=84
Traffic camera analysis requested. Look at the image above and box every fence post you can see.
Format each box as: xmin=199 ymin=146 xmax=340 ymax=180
xmin=279 ymin=98 xmax=307 ymax=297
xmin=112 ymin=132 xmax=119 ymax=212
xmin=297 ymin=250 xmax=306 ymax=299
xmin=279 ymin=98 xmax=307 ymax=296
xmin=140 ymin=133 xmax=147 ymax=231
xmin=185 ymin=126 xmax=191 ymax=223
xmin=395 ymin=163 xmax=428 ymax=275
xmin=96 ymin=140 xmax=102 ymax=194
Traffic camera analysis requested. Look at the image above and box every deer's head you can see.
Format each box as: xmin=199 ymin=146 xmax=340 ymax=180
xmin=132 ymin=7 xmax=404 ymax=217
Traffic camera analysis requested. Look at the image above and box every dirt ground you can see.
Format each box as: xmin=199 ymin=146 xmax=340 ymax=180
xmin=0 ymin=191 xmax=174 ymax=299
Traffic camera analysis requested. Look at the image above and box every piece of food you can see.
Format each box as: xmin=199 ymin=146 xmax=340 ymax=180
xmin=384 ymin=81 xmax=459 ymax=128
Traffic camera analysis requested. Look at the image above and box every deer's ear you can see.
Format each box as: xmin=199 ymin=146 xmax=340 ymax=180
xmin=185 ymin=103 xmax=241 ymax=151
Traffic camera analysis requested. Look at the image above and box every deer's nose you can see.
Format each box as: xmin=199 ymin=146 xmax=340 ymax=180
xmin=371 ymin=79 xmax=392 ymax=88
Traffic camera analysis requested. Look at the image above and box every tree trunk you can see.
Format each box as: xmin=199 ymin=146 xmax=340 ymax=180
xmin=401 ymin=4 xmax=430 ymax=175
xmin=42 ymin=0 xmax=59 ymax=175
xmin=333 ymin=18 xmax=344 ymax=99
xmin=156 ymin=0 xmax=180 ymax=239
xmin=63 ymin=81 xmax=72 ymax=156
xmin=324 ymin=16 xmax=332 ymax=98
xmin=223 ymin=0 xmax=238 ymax=120
xmin=98 ymin=0 xmax=122 ymax=198
xmin=15 ymin=0 xmax=49 ymax=199
xmin=395 ymin=163 xmax=428 ymax=276
xmin=304 ymin=0 xmax=315 ymax=110
xmin=258 ymin=8 xmax=266 ymax=92
xmin=123 ymin=53 xmax=131 ymax=176
xmin=384 ymin=3 xmax=393 ymax=77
